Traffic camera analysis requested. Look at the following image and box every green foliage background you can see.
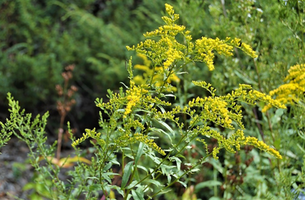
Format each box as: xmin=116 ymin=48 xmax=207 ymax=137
xmin=0 ymin=0 xmax=167 ymax=113
xmin=1 ymin=0 xmax=305 ymax=199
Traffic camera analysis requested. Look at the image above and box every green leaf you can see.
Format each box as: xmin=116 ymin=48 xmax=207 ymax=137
xmin=274 ymin=137 xmax=281 ymax=150
xmin=285 ymin=150 xmax=297 ymax=159
xmin=178 ymin=180 xmax=187 ymax=188
xmin=121 ymin=161 xmax=134 ymax=189
xmin=164 ymin=94 xmax=176 ymax=98
xmin=103 ymin=162 xmax=113 ymax=171
xmin=136 ymin=165 xmax=148 ymax=173
xmin=297 ymin=143 xmax=305 ymax=154
xmin=23 ymin=182 xmax=36 ymax=190
xmin=151 ymin=127 xmax=173 ymax=144
xmin=271 ymin=108 xmax=284 ymax=126
xmin=147 ymin=153 xmax=161 ymax=165
xmin=210 ymin=159 xmax=223 ymax=173
xmin=157 ymin=105 xmax=166 ymax=114
xmin=89 ymin=183 xmax=103 ymax=192
xmin=209 ymin=197 xmax=222 ymax=200
xmin=145 ymin=179 xmax=164 ymax=187
xmin=152 ymin=189 xmax=172 ymax=196
xmin=156 ymin=120 xmax=175 ymax=135
xmin=29 ymin=193 xmax=44 ymax=200
xmin=234 ymin=70 xmax=257 ymax=85
xmin=126 ymin=181 xmax=138 ymax=189
xmin=195 ymin=180 xmax=221 ymax=192
xmin=110 ymin=185 xmax=124 ymax=197
xmin=132 ymin=189 xmax=145 ymax=200
xmin=169 ymin=156 xmax=182 ymax=171
xmin=135 ymin=142 xmax=144 ymax=164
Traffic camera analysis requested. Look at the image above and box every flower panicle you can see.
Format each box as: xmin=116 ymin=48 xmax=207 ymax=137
xmin=124 ymin=83 xmax=148 ymax=117
xmin=263 ymin=63 xmax=305 ymax=112
xmin=72 ymin=128 xmax=104 ymax=148
xmin=192 ymin=81 xmax=216 ymax=96
xmin=229 ymin=37 xmax=258 ymax=58
xmin=132 ymin=133 xmax=166 ymax=156
xmin=198 ymin=128 xmax=282 ymax=159
xmin=133 ymin=53 xmax=180 ymax=92
xmin=127 ymin=3 xmax=259 ymax=75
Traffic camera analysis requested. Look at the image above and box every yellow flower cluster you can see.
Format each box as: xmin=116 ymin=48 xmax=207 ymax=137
xmin=186 ymin=81 xmax=284 ymax=159
xmin=123 ymin=118 xmax=145 ymax=131
xmin=144 ymin=4 xmax=182 ymax=37
xmin=244 ymin=137 xmax=282 ymax=159
xmin=127 ymin=38 xmax=185 ymax=73
xmin=193 ymin=37 xmax=258 ymax=71
xmin=131 ymin=133 xmax=166 ymax=156
xmin=113 ymin=132 xmax=165 ymax=156
xmin=127 ymin=3 xmax=257 ymax=75
xmin=189 ymin=96 xmax=233 ymax=129
xmin=124 ymin=83 xmax=148 ymax=117
xmin=230 ymin=38 xmax=258 ymax=58
xmin=194 ymin=37 xmax=234 ymax=71
xmin=144 ymin=24 xmax=186 ymax=38
xmin=196 ymin=127 xmax=282 ymax=160
xmin=134 ymin=54 xmax=180 ymax=92
xmin=285 ymin=63 xmax=305 ymax=82
xmin=216 ymin=83 xmax=286 ymax=112
xmin=226 ymin=129 xmax=282 ymax=159
xmin=165 ymin=3 xmax=174 ymax=16
xmin=191 ymin=81 xmax=285 ymax=129
xmin=263 ymin=63 xmax=305 ymax=112
xmin=72 ymin=128 xmax=104 ymax=148
xmin=82 ymin=91 xmax=171 ymax=156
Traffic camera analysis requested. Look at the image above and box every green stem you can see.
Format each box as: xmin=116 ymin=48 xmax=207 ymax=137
xmin=132 ymin=129 xmax=190 ymax=188
xmin=149 ymin=152 xmax=213 ymax=199
xmin=149 ymin=63 xmax=157 ymax=90
xmin=142 ymin=128 xmax=203 ymax=192
xmin=124 ymin=144 xmax=137 ymax=198
xmin=157 ymin=64 xmax=176 ymax=96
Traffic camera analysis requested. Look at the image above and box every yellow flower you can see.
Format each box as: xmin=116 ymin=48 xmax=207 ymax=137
xmin=165 ymin=3 xmax=174 ymax=16
xmin=194 ymin=37 xmax=234 ymax=71
xmin=124 ymin=84 xmax=148 ymax=117
xmin=133 ymin=54 xmax=180 ymax=92
xmin=263 ymin=63 xmax=305 ymax=112
xmin=230 ymin=38 xmax=258 ymax=58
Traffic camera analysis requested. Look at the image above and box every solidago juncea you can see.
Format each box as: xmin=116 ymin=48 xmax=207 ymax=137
xmin=127 ymin=4 xmax=257 ymax=74
xmin=125 ymin=3 xmax=283 ymax=157
xmin=71 ymin=3 xmax=285 ymax=199
xmin=263 ymin=63 xmax=305 ymax=112
xmin=189 ymin=81 xmax=284 ymax=159
xmin=134 ymin=53 xmax=180 ymax=92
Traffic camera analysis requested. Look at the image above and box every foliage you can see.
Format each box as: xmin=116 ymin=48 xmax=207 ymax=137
xmin=0 ymin=0 xmax=172 ymax=120
xmin=0 ymin=3 xmax=291 ymax=200
xmin=1 ymin=0 xmax=305 ymax=200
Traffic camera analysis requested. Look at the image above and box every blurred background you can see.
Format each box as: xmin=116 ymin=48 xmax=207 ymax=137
xmin=0 ymin=0 xmax=171 ymax=137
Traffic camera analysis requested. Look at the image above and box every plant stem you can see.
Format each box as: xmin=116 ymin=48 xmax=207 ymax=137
xmin=149 ymin=152 xmax=212 ymax=199
xmin=56 ymin=77 xmax=69 ymax=161
xmin=132 ymin=129 xmax=189 ymax=189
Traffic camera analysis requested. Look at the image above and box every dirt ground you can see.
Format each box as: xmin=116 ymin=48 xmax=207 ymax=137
xmin=0 ymin=137 xmax=32 ymax=199
xmin=0 ymin=137 xmax=80 ymax=200
xmin=0 ymin=137 xmax=106 ymax=200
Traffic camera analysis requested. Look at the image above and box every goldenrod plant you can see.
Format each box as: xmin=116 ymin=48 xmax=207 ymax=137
xmin=0 ymin=3 xmax=291 ymax=200
xmin=263 ymin=63 xmax=305 ymax=112
xmin=261 ymin=63 xmax=305 ymax=199
xmin=72 ymin=3 xmax=284 ymax=199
